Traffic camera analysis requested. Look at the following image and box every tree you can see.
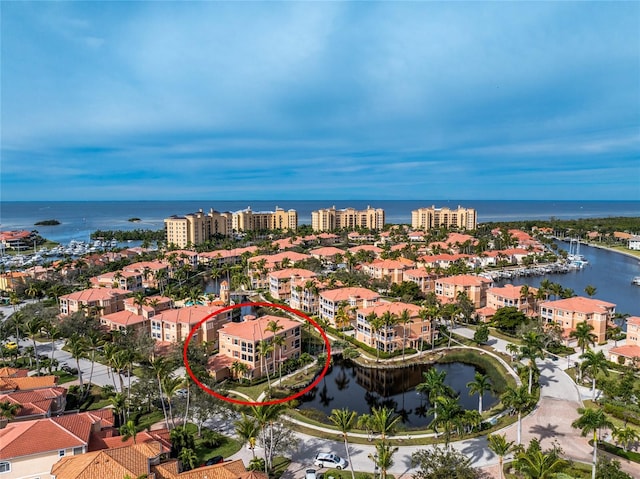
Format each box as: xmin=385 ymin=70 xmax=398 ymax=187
xmin=611 ymin=425 xmax=640 ymax=453
xmin=570 ymin=321 xmax=597 ymax=355
xmin=580 ymin=350 xmax=609 ymax=400
xmin=329 ymin=408 xmax=358 ymax=479
xmin=250 ymin=404 xmax=285 ymax=474
xmin=178 ymin=448 xmax=199 ymax=472
xmin=0 ymin=401 xmax=22 ymax=420
xmin=257 ymin=340 xmax=274 ymax=389
xmin=572 ymin=407 xmax=614 ymax=479
xmin=595 ymin=457 xmax=633 ymax=479
xmin=366 ymin=312 xmax=384 ymax=362
xmin=370 ymin=406 xmax=401 ymax=440
xmin=119 ymin=419 xmax=138 ymax=444
xmin=501 ymin=384 xmax=533 ymax=445
xmin=411 ymin=446 xmax=486 ymax=479
xmin=492 ymin=307 xmax=528 ymax=335
xmin=521 ymin=331 xmax=545 ymax=395
xmin=467 ymin=372 xmax=493 ymax=415
xmin=397 ymin=309 xmax=412 ymax=361
xmin=369 ymin=441 xmax=398 ymax=479
xmin=235 ymin=413 xmax=259 ymax=459
xmin=24 ymin=316 xmax=46 ymax=374
xmin=415 ymin=368 xmax=454 ymax=422
xmin=487 ymin=434 xmax=514 ymax=479
xmin=473 ymin=324 xmax=490 ymax=344
xmin=584 ymin=285 xmax=597 ymax=297
xmin=513 ymin=438 xmax=568 ymax=479
xmin=429 ymin=395 xmax=462 ymax=448
xmin=67 ymin=334 xmax=88 ymax=389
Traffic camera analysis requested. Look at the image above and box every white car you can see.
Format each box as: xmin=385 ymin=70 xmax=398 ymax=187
xmin=305 ymin=469 xmax=318 ymax=479
xmin=314 ymin=453 xmax=347 ymax=469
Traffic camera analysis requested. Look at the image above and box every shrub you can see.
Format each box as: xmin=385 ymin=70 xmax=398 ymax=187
xmin=249 ymin=458 xmax=266 ymax=471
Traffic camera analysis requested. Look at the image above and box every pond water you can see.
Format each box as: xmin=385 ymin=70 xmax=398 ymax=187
xmin=297 ymin=357 xmax=498 ymax=429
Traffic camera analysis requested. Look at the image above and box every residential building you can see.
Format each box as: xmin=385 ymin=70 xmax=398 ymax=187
xmin=403 ymin=268 xmax=438 ymax=294
xmin=0 ymin=374 xmax=58 ymax=393
xmin=58 ymin=288 xmax=128 ymax=317
xmin=0 ymin=387 xmax=66 ymax=421
xmin=355 ymin=301 xmax=435 ymax=352
xmin=319 ymin=287 xmax=380 ymax=327
xmin=164 ymin=209 xmax=232 ymax=248
xmin=538 ymin=296 xmax=616 ymax=344
xmin=486 ymin=284 xmax=538 ymax=316
xmin=629 ymin=236 xmax=640 ymax=251
xmin=247 ymin=251 xmax=311 ymax=289
xmin=609 ymin=316 xmax=640 ymax=365
xmin=0 ymin=410 xmax=114 ymax=479
xmin=150 ymin=305 xmax=232 ymax=347
xmin=360 ymin=258 xmax=415 ymax=285
xmin=312 ymin=206 xmax=385 ymax=232
xmin=0 ymin=230 xmax=36 ymax=251
xmin=309 ymin=246 xmax=346 ymax=264
xmin=0 ymin=272 xmax=28 ymax=293
xmin=215 ymin=315 xmax=302 ymax=379
xmin=123 ymin=260 xmax=171 ymax=290
xmin=198 ymin=246 xmax=258 ymax=267
xmin=289 ymin=277 xmax=329 ymax=315
xmin=435 ymin=275 xmax=493 ymax=308
xmin=411 ymin=205 xmax=477 ymax=231
xmin=232 ymin=206 xmax=297 ymax=232
xmin=89 ymin=270 xmax=143 ymax=291
xmin=268 ymin=268 xmax=316 ymax=301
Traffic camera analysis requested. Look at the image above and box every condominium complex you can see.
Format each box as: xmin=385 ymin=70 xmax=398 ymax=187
xmin=164 ymin=206 xmax=297 ymax=248
xmin=411 ymin=205 xmax=477 ymax=231
xmin=311 ymin=206 xmax=385 ymax=232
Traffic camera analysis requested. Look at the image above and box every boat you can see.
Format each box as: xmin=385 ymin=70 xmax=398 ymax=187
xmin=567 ymin=238 xmax=588 ymax=268
xmin=632 ymin=276 xmax=640 ymax=286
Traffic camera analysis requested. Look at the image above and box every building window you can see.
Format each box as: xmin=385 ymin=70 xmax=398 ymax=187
xmin=73 ymin=446 xmax=84 ymax=455
xmin=59 ymin=450 xmax=66 ymax=457
xmin=0 ymin=462 xmax=10 ymax=473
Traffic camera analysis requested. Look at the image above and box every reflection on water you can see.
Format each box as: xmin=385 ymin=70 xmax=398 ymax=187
xmin=298 ymin=357 xmax=497 ymax=429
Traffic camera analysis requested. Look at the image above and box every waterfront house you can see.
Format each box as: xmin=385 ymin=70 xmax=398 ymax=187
xmin=355 ymin=301 xmax=435 ymax=352
xmin=214 ymin=315 xmax=301 ymax=380
xmin=435 ymin=275 xmax=493 ymax=308
xmin=486 ymin=284 xmax=539 ymax=317
xmin=538 ymin=296 xmax=616 ymax=344
xmin=150 ymin=305 xmax=231 ymax=348
xmin=319 ymin=287 xmax=380 ymax=328
xmin=268 ymin=268 xmax=316 ymax=301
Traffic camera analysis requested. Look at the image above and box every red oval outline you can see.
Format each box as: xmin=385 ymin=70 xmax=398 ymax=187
xmin=183 ymin=301 xmax=331 ymax=406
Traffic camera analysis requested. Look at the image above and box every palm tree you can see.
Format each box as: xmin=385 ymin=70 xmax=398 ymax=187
xmin=163 ymin=375 xmax=186 ymax=428
xmin=179 ymin=448 xmax=199 ymax=472
xmin=150 ymin=356 xmax=171 ymax=430
xmin=487 ymin=434 xmax=514 ymax=479
xmin=264 ymin=319 xmax=284 ymax=373
xmin=521 ymin=331 xmax=545 ymax=394
xmin=571 ymin=407 xmax=614 ymax=479
xmin=67 ymin=334 xmax=88 ymax=389
xmin=0 ymin=401 xmax=22 ymax=421
xmin=335 ymin=303 xmax=351 ymax=331
xmin=119 ymin=419 xmax=138 ymax=444
xmin=271 ymin=334 xmax=286 ymax=384
xmin=368 ymin=441 xmax=398 ymax=479
xmin=514 ymin=441 xmax=569 ymax=479
xmin=83 ymin=332 xmax=105 ymax=400
xmin=329 ymin=408 xmax=358 ymax=479
xmin=570 ymin=321 xmax=597 ymax=355
xmin=429 ymin=395 xmax=462 ymax=448
xmin=250 ymin=404 xmax=285 ymax=474
xmin=506 ymin=343 xmax=520 ymax=362
xmin=584 ymin=285 xmax=597 ymax=297
xmin=415 ymin=368 xmax=454 ymax=422
xmin=366 ymin=312 xmax=383 ymax=362
xmin=42 ymin=321 xmax=62 ymax=373
xmin=257 ymin=340 xmax=274 ymax=389
xmin=234 ymin=413 xmax=259 ymax=459
xmin=370 ymin=406 xmax=401 ymax=440
xmin=397 ymin=309 xmax=412 ymax=361
xmin=467 ymin=372 xmax=493 ymax=415
xmin=24 ymin=317 xmax=46 ymax=374
xmin=612 ymin=425 xmax=640 ymax=453
xmin=580 ymin=350 xmax=609 ymax=400
xmin=501 ymin=384 xmax=533 ymax=445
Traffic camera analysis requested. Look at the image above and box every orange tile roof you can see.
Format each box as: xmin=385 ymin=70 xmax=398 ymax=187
xmin=0 ymin=387 xmax=65 ymax=418
xmin=101 ymin=310 xmax=148 ymax=326
xmin=309 ymin=246 xmax=345 ymax=257
xmin=348 ymin=245 xmax=383 ymax=254
xmin=219 ymin=315 xmax=300 ymax=341
xmin=0 ymin=375 xmax=58 ymax=392
xmin=609 ymin=345 xmax=640 ymax=359
xmin=403 ymin=268 xmax=436 ymax=279
xmin=248 ymin=251 xmax=310 ymax=265
xmin=540 ymin=296 xmax=616 ymax=314
xmin=366 ymin=258 xmax=415 ymax=269
xmin=154 ymin=458 xmax=249 ymax=479
xmin=155 ymin=305 xmax=228 ymax=325
xmin=320 ymin=287 xmax=380 ymax=302
xmin=51 ymin=441 xmax=164 ymax=479
xmin=437 ymin=275 xmax=492 ymax=287
xmin=268 ymin=268 xmax=317 ymax=280
xmin=358 ymin=301 xmax=421 ymax=318
xmin=0 ymin=367 xmax=29 ymax=378
xmin=61 ymin=288 xmax=128 ymax=302
xmin=488 ymin=284 xmax=538 ymax=300
xmin=627 ymin=316 xmax=640 ymax=327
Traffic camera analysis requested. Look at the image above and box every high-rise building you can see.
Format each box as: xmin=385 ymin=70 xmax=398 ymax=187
xmin=411 ymin=205 xmax=477 ymax=230
xmin=311 ymin=206 xmax=385 ymax=231
xmin=165 ymin=206 xmax=297 ymax=248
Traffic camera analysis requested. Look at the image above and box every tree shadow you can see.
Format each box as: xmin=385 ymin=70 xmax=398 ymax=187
xmin=460 ymin=436 xmax=489 ymax=464
xmin=538 ymin=374 xmax=559 ymax=387
xmin=529 ymin=422 xmax=563 ymax=440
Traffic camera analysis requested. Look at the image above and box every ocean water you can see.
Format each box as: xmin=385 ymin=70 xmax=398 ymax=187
xmin=1 ymin=200 xmax=638 ymax=244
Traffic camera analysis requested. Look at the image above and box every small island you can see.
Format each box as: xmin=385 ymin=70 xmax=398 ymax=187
xmin=34 ymin=219 xmax=60 ymax=226
xmin=127 ymin=217 xmax=141 ymax=222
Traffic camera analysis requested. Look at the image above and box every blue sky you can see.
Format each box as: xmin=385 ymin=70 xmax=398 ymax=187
xmin=2 ymin=2 xmax=639 ymax=201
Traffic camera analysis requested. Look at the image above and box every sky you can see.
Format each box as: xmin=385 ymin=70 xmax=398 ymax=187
xmin=1 ymin=2 xmax=639 ymax=201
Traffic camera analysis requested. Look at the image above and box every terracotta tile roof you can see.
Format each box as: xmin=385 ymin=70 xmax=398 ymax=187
xmin=153 ymin=458 xmax=249 ymax=479
xmin=61 ymin=288 xmax=128 ymax=302
xmin=348 ymin=245 xmax=383 ymax=254
xmin=268 ymin=268 xmax=316 ymax=280
xmin=0 ymin=374 xmax=58 ymax=392
xmin=155 ymin=305 xmax=227 ymax=325
xmin=0 ymin=367 xmax=29 ymax=378
xmin=320 ymin=287 xmax=380 ymax=302
xmin=101 ymin=310 xmax=148 ymax=326
xmin=51 ymin=441 xmax=164 ymax=479
xmin=627 ymin=316 xmax=640 ymax=327
xmin=124 ymin=260 xmax=169 ymax=272
xmin=540 ymin=296 xmax=616 ymax=314
xmin=445 ymin=232 xmax=477 ymax=245
xmin=91 ymin=429 xmax=171 ymax=452
xmin=358 ymin=301 xmax=421 ymax=318
xmin=248 ymin=251 xmax=310 ymax=265
xmin=437 ymin=275 xmax=492 ymax=287
xmin=0 ymin=418 xmax=87 ymax=460
xmin=365 ymin=258 xmax=415 ymax=270
xmin=609 ymin=345 xmax=640 ymax=359
xmin=488 ymin=284 xmax=538 ymax=300
xmin=309 ymin=246 xmax=345 ymax=257
xmin=403 ymin=268 xmax=435 ymax=278
xmin=0 ymin=387 xmax=65 ymax=418
xmin=219 ymin=315 xmax=300 ymax=341
xmin=476 ymin=306 xmax=497 ymax=316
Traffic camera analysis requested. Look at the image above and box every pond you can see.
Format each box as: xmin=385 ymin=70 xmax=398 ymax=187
xmin=297 ymin=357 xmax=498 ymax=429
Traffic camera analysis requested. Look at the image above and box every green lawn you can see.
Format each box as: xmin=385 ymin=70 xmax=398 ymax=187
xmin=325 ymin=469 xmax=395 ymax=479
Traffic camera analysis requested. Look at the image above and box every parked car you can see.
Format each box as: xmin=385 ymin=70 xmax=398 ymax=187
xmin=205 ymin=455 xmax=224 ymax=466
xmin=305 ymin=469 xmax=318 ymax=479
xmin=314 ymin=453 xmax=347 ymax=469
xmin=4 ymin=341 xmax=18 ymax=351
xmin=175 ymin=388 xmax=188 ymax=398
